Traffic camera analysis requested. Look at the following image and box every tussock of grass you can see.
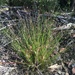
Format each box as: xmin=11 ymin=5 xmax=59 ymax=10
xmin=4 ymin=19 xmax=61 ymax=71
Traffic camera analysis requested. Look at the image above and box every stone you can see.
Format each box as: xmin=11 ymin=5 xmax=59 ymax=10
xmin=0 ymin=66 xmax=18 ymax=75
xmin=65 ymin=73 xmax=69 ymax=75
xmin=48 ymin=64 xmax=62 ymax=72
xmin=72 ymin=67 xmax=75 ymax=74
xmin=57 ymin=70 xmax=62 ymax=74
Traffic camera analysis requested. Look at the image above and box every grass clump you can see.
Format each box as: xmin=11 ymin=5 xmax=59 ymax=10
xmin=4 ymin=19 xmax=61 ymax=73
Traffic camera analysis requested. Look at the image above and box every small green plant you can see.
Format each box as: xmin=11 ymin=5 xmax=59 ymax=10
xmin=4 ymin=19 xmax=61 ymax=73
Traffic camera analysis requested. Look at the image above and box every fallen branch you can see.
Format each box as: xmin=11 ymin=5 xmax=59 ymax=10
xmin=53 ymin=23 xmax=75 ymax=30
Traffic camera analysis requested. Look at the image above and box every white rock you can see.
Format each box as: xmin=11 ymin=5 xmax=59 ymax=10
xmin=48 ymin=64 xmax=62 ymax=72
xmin=0 ymin=66 xmax=18 ymax=75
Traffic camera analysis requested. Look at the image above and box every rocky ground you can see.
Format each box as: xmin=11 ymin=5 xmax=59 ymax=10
xmin=0 ymin=46 xmax=18 ymax=75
